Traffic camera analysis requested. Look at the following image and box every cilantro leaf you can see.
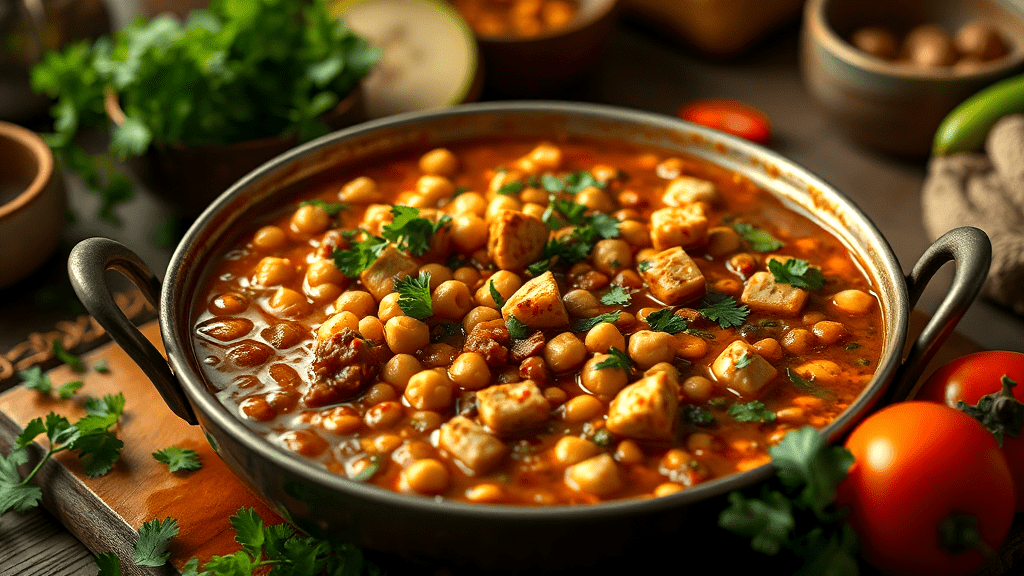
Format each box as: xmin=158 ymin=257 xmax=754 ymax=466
xmin=16 ymin=418 xmax=47 ymax=448
xmin=729 ymin=401 xmax=777 ymax=423
xmin=134 ymin=517 xmax=179 ymax=567
xmin=300 ymin=198 xmax=348 ymax=215
xmin=719 ymin=488 xmax=795 ymax=556
xmin=637 ymin=260 xmax=652 ymax=272
xmin=600 ymin=285 xmax=632 ymax=306
xmin=770 ymin=427 xmax=854 ymax=516
xmin=52 ymin=339 xmax=86 ymax=373
xmin=230 ymin=507 xmax=266 ymax=557
xmin=681 ymin=404 xmax=715 ymax=426
xmin=541 ymin=170 xmax=605 ymax=194
xmin=153 ymin=446 xmax=202 ymax=472
xmin=785 ymin=368 xmax=836 ymax=401
xmin=489 ymin=279 xmax=506 ymax=308
xmin=93 ymin=359 xmax=110 ymax=373
xmin=58 ymin=380 xmax=85 ymax=400
xmin=698 ymin=292 xmax=749 ymax=329
xmin=734 ymin=222 xmax=785 ymax=252
xmin=496 ymin=180 xmax=524 ymax=196
xmin=735 ymin=352 xmax=752 ymax=370
xmin=768 ymin=258 xmax=825 ymax=290
xmin=74 ymin=432 xmax=124 ymax=477
xmin=645 ymin=309 xmax=689 ymax=334
xmin=20 ymin=367 xmax=52 ymax=393
xmin=594 ymin=347 xmax=633 ymax=372
xmin=570 ymin=311 xmax=621 ymax=333
xmin=352 ymin=454 xmax=385 ymax=483
xmin=331 ymin=234 xmax=387 ymax=278
xmin=394 ymin=272 xmax=433 ymax=320
xmin=506 ymin=315 xmax=528 ymax=340
xmin=94 ymin=552 xmax=121 ymax=576
xmin=0 ymin=448 xmax=43 ymax=514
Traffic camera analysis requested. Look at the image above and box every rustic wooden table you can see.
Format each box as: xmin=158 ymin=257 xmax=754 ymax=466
xmin=2 ymin=16 xmax=1023 ymax=576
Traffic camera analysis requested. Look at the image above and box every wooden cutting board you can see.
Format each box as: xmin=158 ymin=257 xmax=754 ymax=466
xmin=0 ymin=313 xmax=1013 ymax=575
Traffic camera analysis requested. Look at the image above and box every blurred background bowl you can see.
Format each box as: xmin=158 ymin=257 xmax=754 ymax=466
xmin=0 ymin=121 xmax=65 ymax=288
xmin=800 ymin=0 xmax=1024 ymax=158
xmin=460 ymin=0 xmax=622 ymax=97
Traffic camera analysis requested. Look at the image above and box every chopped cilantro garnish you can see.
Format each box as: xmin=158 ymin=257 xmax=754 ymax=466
xmin=645 ymin=309 xmax=689 ymax=334
xmin=452 ymin=185 xmax=470 ymax=197
xmin=533 ymin=212 xmax=621 ymax=270
xmin=594 ymin=346 xmax=633 ymax=372
xmin=785 ymin=368 xmax=836 ymax=400
xmin=734 ymin=222 xmax=785 ymax=252
xmin=735 ymin=353 xmax=752 ymax=369
xmin=540 ymin=170 xmax=605 ymax=194
xmin=682 ymin=405 xmax=715 ymax=426
xmin=506 ymin=315 xmax=528 ymax=340
xmin=299 ymin=198 xmax=348 ymax=215
xmin=698 ymin=292 xmax=750 ymax=329
xmin=489 ymin=279 xmax=506 ymax=308
xmin=58 ymin=380 xmax=84 ymax=400
xmin=570 ymin=311 xmax=621 ymax=333
xmin=638 ymin=260 xmax=652 ymax=272
xmin=352 ymin=454 xmax=385 ymax=482
xmin=591 ymin=428 xmax=614 ymax=447
xmin=395 ymin=272 xmax=433 ymax=320
xmin=600 ymin=285 xmax=632 ymax=306
xmin=331 ymin=233 xmax=387 ymax=278
xmin=496 ymin=180 xmax=524 ymax=196
xmin=20 ymin=367 xmax=53 ymax=393
xmin=152 ymin=446 xmax=202 ymax=472
xmin=768 ymin=258 xmax=825 ymax=290
xmin=52 ymin=339 xmax=86 ymax=373
xmin=93 ymin=359 xmax=110 ymax=373
xmin=542 ymin=197 xmax=588 ymax=228
xmin=729 ymin=401 xmax=776 ymax=423
xmin=382 ymin=206 xmax=451 ymax=256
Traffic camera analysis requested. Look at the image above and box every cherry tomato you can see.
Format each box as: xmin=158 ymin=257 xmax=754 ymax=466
xmin=677 ymin=100 xmax=772 ymax=145
xmin=837 ymin=401 xmax=1014 ymax=576
xmin=916 ymin=350 xmax=1024 ymax=511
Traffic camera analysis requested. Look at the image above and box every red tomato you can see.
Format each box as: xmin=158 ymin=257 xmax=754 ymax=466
xmin=837 ymin=401 xmax=1014 ymax=576
xmin=677 ymin=100 xmax=772 ymax=145
xmin=916 ymin=350 xmax=1024 ymax=511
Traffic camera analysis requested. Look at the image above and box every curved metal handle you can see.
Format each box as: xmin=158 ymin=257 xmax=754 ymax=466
xmin=886 ymin=226 xmax=992 ymax=403
xmin=68 ymin=237 xmax=198 ymax=425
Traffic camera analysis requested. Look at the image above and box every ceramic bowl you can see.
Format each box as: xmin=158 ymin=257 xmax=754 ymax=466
xmin=0 ymin=121 xmax=65 ymax=288
xmin=801 ymin=0 xmax=1024 ymax=157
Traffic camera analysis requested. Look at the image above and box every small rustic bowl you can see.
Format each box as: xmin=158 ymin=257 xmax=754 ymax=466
xmin=801 ymin=0 xmax=1024 ymax=157
xmin=470 ymin=0 xmax=622 ymax=97
xmin=0 ymin=121 xmax=65 ymax=288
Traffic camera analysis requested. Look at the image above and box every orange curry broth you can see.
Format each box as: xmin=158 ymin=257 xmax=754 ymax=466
xmin=450 ymin=0 xmax=579 ymax=37
xmin=191 ymin=137 xmax=883 ymax=506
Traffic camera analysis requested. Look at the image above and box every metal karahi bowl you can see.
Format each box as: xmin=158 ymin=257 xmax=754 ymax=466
xmin=69 ymin=102 xmax=990 ymax=573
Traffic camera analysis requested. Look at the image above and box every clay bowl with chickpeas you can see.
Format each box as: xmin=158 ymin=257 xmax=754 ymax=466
xmin=68 ymin=102 xmax=989 ymax=573
xmin=801 ymin=0 xmax=1024 ymax=157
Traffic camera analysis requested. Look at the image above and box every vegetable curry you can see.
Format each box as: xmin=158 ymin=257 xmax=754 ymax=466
xmin=192 ymin=138 xmax=883 ymax=506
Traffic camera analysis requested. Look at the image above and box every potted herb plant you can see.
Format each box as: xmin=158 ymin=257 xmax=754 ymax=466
xmin=30 ymin=0 xmax=379 ymax=218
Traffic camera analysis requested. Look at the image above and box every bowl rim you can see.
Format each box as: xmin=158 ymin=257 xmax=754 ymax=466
xmin=160 ymin=100 xmax=909 ymax=523
xmin=805 ymin=0 xmax=1024 ymax=81
xmin=0 ymin=121 xmax=54 ymax=220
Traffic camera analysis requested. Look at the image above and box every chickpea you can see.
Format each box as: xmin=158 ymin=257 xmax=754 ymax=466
xmin=339 ymin=176 xmax=381 ymax=203
xmin=521 ymin=202 xmax=547 ymax=220
xmin=358 ymin=316 xmax=385 ymax=342
xmin=432 ymin=280 xmax=474 ymax=320
xmin=563 ymin=289 xmax=599 ymax=318
xmin=268 ymin=287 xmax=308 ymax=318
xmin=465 ymin=484 xmax=505 ymax=503
xmin=727 ymin=253 xmax=757 ymax=279
xmin=279 ymin=430 xmax=328 ymax=457
xmin=802 ymin=311 xmax=826 ymax=325
xmin=400 ymin=458 xmax=450 ymax=494
xmin=851 ymin=26 xmax=899 ymax=60
xmin=485 ymin=195 xmax=521 ymax=221
xmin=448 ymin=191 xmax=487 ymax=216
xmin=317 ymin=406 xmax=362 ymax=433
xmin=553 ymin=436 xmax=603 ymax=467
xmin=681 ymin=375 xmax=714 ymax=402
xmin=581 ymin=355 xmax=629 ymax=398
xmin=453 ymin=266 xmax=480 ymax=288
xmin=240 ymin=396 xmax=276 ymax=421
xmin=475 ymin=270 xmax=522 ymax=308
xmin=543 ymin=387 xmax=568 ymax=406
xmin=813 ymin=321 xmax=849 ymax=345
xmin=618 ymin=220 xmax=651 ymax=249
xmin=577 ymin=186 xmax=616 ymax=213
xmin=753 ymin=338 xmax=784 ymax=362
xmin=519 ymin=186 xmax=549 ymax=205
xmin=416 ymin=175 xmax=455 ymax=205
xmin=565 ymin=454 xmax=622 ymax=497
xmin=543 ymin=332 xmax=587 ymax=373
xmin=419 ymin=148 xmax=459 ymax=177
xmin=334 ymin=290 xmax=376 ymax=317
xmin=451 ymin=213 xmax=489 ymax=253
xmin=316 ymin=311 xmax=359 ymax=340
xmin=635 ymin=248 xmax=658 ymax=263
xmin=364 ymin=400 xmax=404 ymax=430
xmin=705 ymin=226 xmax=742 ymax=257
xmin=576 ymin=271 xmax=610 ymax=291
xmin=449 ymin=352 xmax=491 ymax=390
xmin=419 ymin=342 xmax=458 ymax=368
xmin=409 ymin=410 xmax=443 ymax=432
xmin=378 ymin=292 xmax=405 ymax=324
xmin=832 ymin=289 xmax=875 ymax=315
xmin=653 ymin=483 xmax=685 ymax=498
xmin=613 ymin=270 xmax=643 ymax=289
xmin=643 ymin=362 xmax=679 ymax=384
xmin=416 ymin=263 xmax=452 ymax=291
xmin=591 ymin=239 xmax=632 ymax=275
xmin=383 ymin=354 xmax=422 ymax=391
xmin=776 ymin=407 xmax=807 ymax=426
xmin=210 ymin=292 xmax=248 ymax=314
xmin=686 ymin=432 xmax=715 ymax=454
xmin=404 ymin=369 xmax=454 ymax=410
xmin=384 ymin=316 xmax=430 ymax=354
xmin=613 ymin=208 xmax=640 ymax=222
xmin=525 ymin=142 xmax=562 ymax=171
xmin=463 ymin=305 xmax=501 ymax=333
xmin=712 ymin=278 xmax=743 ymax=296
xmin=673 ymin=333 xmax=708 ymax=360
xmin=782 ymin=328 xmax=817 ymax=355
xmin=561 ymin=394 xmax=604 ymax=423
xmin=290 ymin=204 xmax=330 ymax=235
xmin=253 ymin=257 xmax=293 ymax=287
xmin=627 ymin=330 xmax=676 ymax=369
xmin=252 ymin=225 xmax=287 ymax=251
xmin=614 ymin=440 xmax=644 ymax=465
xmin=488 ymin=170 xmax=524 ymax=196
xmin=305 ymin=259 xmax=345 ymax=287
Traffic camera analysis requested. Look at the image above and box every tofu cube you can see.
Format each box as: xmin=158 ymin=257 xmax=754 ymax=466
xmin=487 ymin=210 xmax=549 ymax=271
xmin=741 ymin=271 xmax=809 ymax=316
xmin=638 ymin=246 xmax=706 ymax=305
xmin=501 ymin=271 xmax=569 ymax=329
xmin=662 ymin=176 xmax=719 ymax=206
xmin=359 ymin=244 xmax=418 ymax=301
xmin=438 ymin=416 xmax=507 ymax=475
xmin=605 ymin=371 xmax=678 ymax=441
xmin=476 ymin=380 xmax=551 ymax=437
xmin=711 ymin=339 xmax=778 ymax=398
xmin=650 ymin=205 xmax=709 ymax=250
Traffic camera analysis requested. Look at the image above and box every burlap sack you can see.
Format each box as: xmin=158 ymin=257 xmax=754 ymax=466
xmin=922 ymin=115 xmax=1024 ymax=316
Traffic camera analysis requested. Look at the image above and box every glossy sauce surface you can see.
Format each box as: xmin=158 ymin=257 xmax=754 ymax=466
xmin=192 ymin=137 xmax=883 ymax=505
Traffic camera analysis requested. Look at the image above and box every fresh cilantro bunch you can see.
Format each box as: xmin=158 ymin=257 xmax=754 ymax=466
xmin=719 ymin=426 xmax=859 ymax=576
xmin=30 ymin=0 xmax=379 ymax=221
xmin=0 ymin=394 xmax=126 ymax=515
